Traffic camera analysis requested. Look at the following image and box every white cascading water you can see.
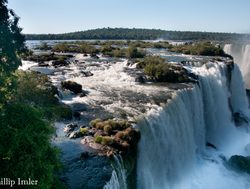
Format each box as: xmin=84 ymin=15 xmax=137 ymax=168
xmin=224 ymin=44 xmax=250 ymax=89
xmin=230 ymin=64 xmax=249 ymax=113
xmin=137 ymin=62 xmax=250 ymax=189
xmin=137 ymin=87 xmax=205 ymax=189
xmin=103 ymin=155 xmax=127 ymax=189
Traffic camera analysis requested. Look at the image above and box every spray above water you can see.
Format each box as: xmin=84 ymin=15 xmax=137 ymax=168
xmin=224 ymin=44 xmax=250 ymax=89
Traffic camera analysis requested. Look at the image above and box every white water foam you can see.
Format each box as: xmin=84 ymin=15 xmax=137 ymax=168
xmin=137 ymin=62 xmax=250 ymax=189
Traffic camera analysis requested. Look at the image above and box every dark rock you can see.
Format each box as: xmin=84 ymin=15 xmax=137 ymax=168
xmin=81 ymin=71 xmax=94 ymax=77
xmin=79 ymin=90 xmax=89 ymax=97
xmin=64 ymin=123 xmax=78 ymax=133
xmin=91 ymin=54 xmax=99 ymax=59
xmin=52 ymin=60 xmax=68 ymax=67
xmin=88 ymin=128 xmax=97 ymax=136
xmin=228 ymin=155 xmax=250 ymax=174
xmin=38 ymin=62 xmax=49 ymax=67
xmin=80 ymin=152 xmax=91 ymax=159
xmin=73 ymin=111 xmax=81 ymax=118
xmin=61 ymin=81 xmax=82 ymax=94
xmin=135 ymin=75 xmax=146 ymax=83
xmin=206 ymin=142 xmax=217 ymax=150
xmin=233 ymin=112 xmax=249 ymax=126
xmin=69 ymin=131 xmax=84 ymax=139
xmin=83 ymin=53 xmax=88 ymax=57
xmin=246 ymin=90 xmax=250 ymax=105
xmin=188 ymin=72 xmax=199 ymax=80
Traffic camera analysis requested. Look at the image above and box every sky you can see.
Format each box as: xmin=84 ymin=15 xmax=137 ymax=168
xmin=8 ymin=0 xmax=250 ymax=34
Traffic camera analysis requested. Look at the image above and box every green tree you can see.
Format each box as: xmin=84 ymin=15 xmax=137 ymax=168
xmin=0 ymin=1 xmax=64 ymax=188
xmin=0 ymin=0 xmax=25 ymax=74
xmin=0 ymin=0 xmax=26 ymax=106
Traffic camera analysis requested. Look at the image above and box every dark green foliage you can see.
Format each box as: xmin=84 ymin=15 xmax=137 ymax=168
xmin=136 ymin=56 xmax=165 ymax=69
xmin=138 ymin=56 xmax=190 ymax=82
xmin=169 ymin=41 xmax=228 ymax=57
xmin=14 ymin=71 xmax=72 ymax=120
xmin=25 ymin=28 xmax=250 ymax=41
xmin=0 ymin=1 xmax=65 ymax=188
xmin=0 ymin=0 xmax=26 ymax=107
xmin=90 ymin=119 xmax=130 ymax=131
xmin=126 ymin=46 xmax=145 ymax=59
xmin=0 ymin=103 xmax=63 ymax=189
xmin=95 ymin=136 xmax=114 ymax=146
xmin=21 ymin=53 xmax=70 ymax=63
xmin=52 ymin=42 xmax=99 ymax=54
xmin=0 ymin=0 xmax=26 ymax=75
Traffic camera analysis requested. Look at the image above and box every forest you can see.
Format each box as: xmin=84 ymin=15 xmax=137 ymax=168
xmin=26 ymin=28 xmax=250 ymax=41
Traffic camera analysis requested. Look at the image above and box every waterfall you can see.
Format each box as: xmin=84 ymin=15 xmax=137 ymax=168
xmin=137 ymin=62 xmax=250 ymax=189
xmin=137 ymin=87 xmax=205 ymax=189
xmin=230 ymin=64 xmax=249 ymax=113
xmin=103 ymin=155 xmax=127 ymax=189
xmin=224 ymin=44 xmax=250 ymax=89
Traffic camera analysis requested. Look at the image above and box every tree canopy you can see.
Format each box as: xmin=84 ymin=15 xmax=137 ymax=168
xmin=0 ymin=1 xmax=65 ymax=188
xmin=0 ymin=0 xmax=26 ymax=106
xmin=26 ymin=28 xmax=250 ymax=41
xmin=0 ymin=0 xmax=26 ymax=74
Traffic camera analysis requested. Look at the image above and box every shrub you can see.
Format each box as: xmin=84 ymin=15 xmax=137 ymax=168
xmin=115 ymin=131 xmax=125 ymax=140
xmin=101 ymin=136 xmax=114 ymax=145
xmin=95 ymin=122 xmax=105 ymax=130
xmin=90 ymin=118 xmax=102 ymax=127
xmin=14 ymin=71 xmax=72 ymax=121
xmin=126 ymin=45 xmax=145 ymax=59
xmin=137 ymin=56 xmax=190 ymax=83
xmin=136 ymin=56 xmax=165 ymax=69
xmin=103 ymin=125 xmax=112 ymax=133
xmin=169 ymin=41 xmax=227 ymax=57
xmin=95 ymin=136 xmax=103 ymax=143
xmin=144 ymin=62 xmax=189 ymax=82
xmin=80 ymin=127 xmax=88 ymax=135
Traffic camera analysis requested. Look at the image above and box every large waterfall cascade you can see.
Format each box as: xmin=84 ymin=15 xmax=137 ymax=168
xmin=224 ymin=44 xmax=250 ymax=89
xmin=137 ymin=62 xmax=250 ymax=189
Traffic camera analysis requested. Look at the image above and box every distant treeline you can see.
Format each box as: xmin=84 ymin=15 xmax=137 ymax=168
xmin=25 ymin=28 xmax=250 ymax=41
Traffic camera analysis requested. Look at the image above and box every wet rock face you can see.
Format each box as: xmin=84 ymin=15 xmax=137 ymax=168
xmin=233 ymin=112 xmax=249 ymax=126
xmin=135 ymin=75 xmax=146 ymax=83
xmin=64 ymin=123 xmax=78 ymax=133
xmin=68 ymin=131 xmax=84 ymax=139
xmin=228 ymin=155 xmax=250 ymax=174
xmin=61 ymin=80 xmax=83 ymax=94
xmin=52 ymin=60 xmax=69 ymax=67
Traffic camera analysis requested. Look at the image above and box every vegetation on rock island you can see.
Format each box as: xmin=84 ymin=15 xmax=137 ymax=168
xmin=0 ymin=0 xmax=67 ymax=188
xmin=137 ymin=56 xmax=192 ymax=83
xmin=169 ymin=41 xmax=229 ymax=57
xmin=85 ymin=119 xmax=140 ymax=157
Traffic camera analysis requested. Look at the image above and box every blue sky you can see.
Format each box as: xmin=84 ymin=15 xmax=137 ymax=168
xmin=9 ymin=0 xmax=250 ymax=34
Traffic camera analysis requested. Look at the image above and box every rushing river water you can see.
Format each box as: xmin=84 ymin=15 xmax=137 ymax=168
xmin=21 ymin=40 xmax=250 ymax=189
